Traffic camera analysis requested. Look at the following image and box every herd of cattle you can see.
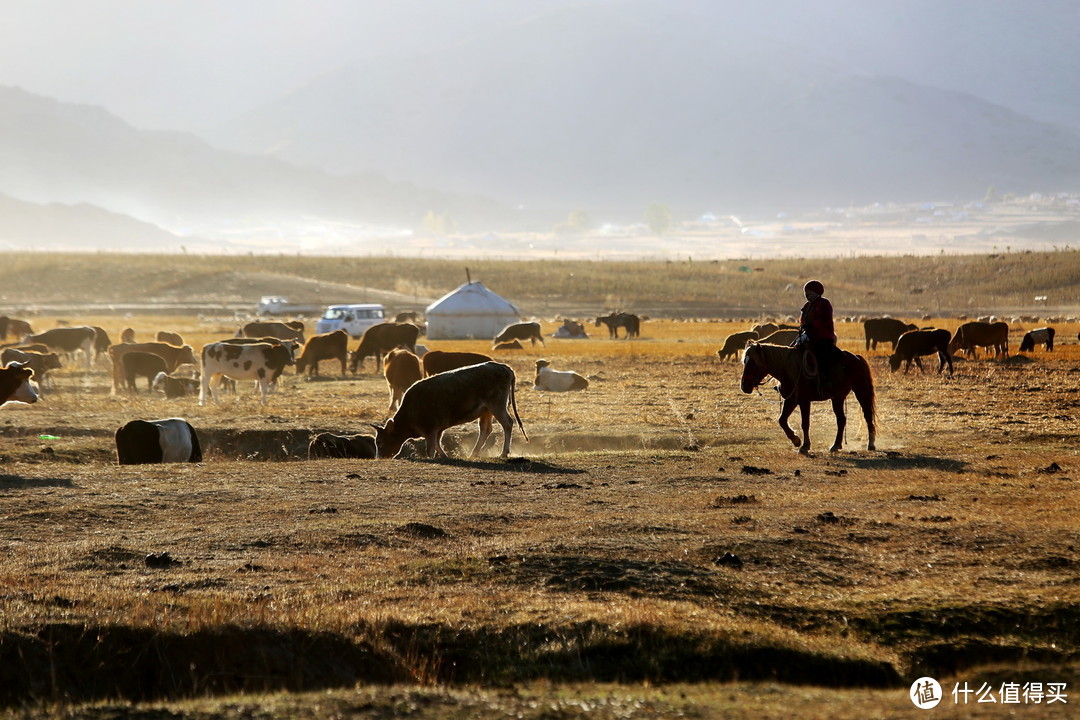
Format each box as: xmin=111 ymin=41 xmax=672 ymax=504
xmin=0 ymin=314 xmax=613 ymax=465
xmin=0 ymin=311 xmax=1068 ymax=466
xmin=718 ymin=316 xmax=1062 ymax=376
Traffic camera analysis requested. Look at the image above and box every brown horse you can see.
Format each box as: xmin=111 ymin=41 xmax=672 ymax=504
xmin=740 ymin=341 xmax=877 ymax=454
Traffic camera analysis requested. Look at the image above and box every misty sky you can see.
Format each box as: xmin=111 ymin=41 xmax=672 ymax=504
xmin=0 ymin=0 xmax=582 ymax=130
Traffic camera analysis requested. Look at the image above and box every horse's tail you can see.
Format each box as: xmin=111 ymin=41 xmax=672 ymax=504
xmin=852 ymin=353 xmax=877 ymax=450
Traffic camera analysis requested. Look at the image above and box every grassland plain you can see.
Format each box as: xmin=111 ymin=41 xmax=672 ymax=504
xmin=0 ymin=253 xmax=1078 ymax=718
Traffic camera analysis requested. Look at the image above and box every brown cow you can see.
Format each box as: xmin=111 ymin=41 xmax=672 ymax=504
xmin=121 ymin=351 xmax=168 ymax=392
xmin=716 ymin=330 xmax=759 ymax=361
xmin=295 ymin=330 xmax=349 ymax=377
xmin=949 ymin=321 xmax=1009 ymax=358
xmin=239 ymin=320 xmax=305 ymax=343
xmin=421 ymin=350 xmax=493 ymax=377
xmin=349 ymin=322 xmax=420 ymax=374
xmin=383 ymin=348 xmax=422 ymax=413
xmin=120 ymin=328 xmax=136 ymax=343
xmin=108 ymin=342 xmax=198 ymax=393
xmin=0 ymin=363 xmax=38 ymax=405
xmin=91 ymin=326 xmax=112 ymax=366
xmin=863 ymin=317 xmax=919 ymax=351
xmin=372 ymin=361 xmax=527 ymax=459
xmin=0 ymin=349 xmax=62 ymax=389
xmin=888 ymin=329 xmax=953 ymax=375
xmin=0 ymin=316 xmax=33 ymax=341
xmin=156 ymin=331 xmax=184 ymax=346
xmin=494 ymin=321 xmax=544 ymax=347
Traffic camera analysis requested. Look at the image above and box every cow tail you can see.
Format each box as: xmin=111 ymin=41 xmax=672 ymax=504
xmin=510 ymin=372 xmax=529 ymax=442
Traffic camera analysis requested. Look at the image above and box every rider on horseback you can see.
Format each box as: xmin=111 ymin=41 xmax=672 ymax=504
xmin=793 ymin=280 xmax=841 ymax=394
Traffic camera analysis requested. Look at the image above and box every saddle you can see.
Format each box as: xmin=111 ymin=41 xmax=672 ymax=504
xmin=799 ymin=346 xmax=846 ymax=397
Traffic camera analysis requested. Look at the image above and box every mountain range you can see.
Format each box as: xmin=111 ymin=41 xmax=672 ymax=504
xmin=2 ymin=0 xmax=1080 ymax=246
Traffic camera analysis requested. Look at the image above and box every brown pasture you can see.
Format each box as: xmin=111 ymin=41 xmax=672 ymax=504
xmin=0 ymin=313 xmax=1078 ymax=718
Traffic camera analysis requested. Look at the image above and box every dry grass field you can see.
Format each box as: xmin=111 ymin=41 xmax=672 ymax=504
xmin=0 ymin=253 xmax=1079 ymax=718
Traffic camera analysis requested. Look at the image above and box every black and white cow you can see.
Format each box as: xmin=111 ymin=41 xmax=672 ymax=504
xmin=1019 ymin=327 xmax=1055 ymax=352
xmin=200 ymin=341 xmax=295 ymax=405
xmin=115 ymin=418 xmax=202 ymax=465
xmin=25 ymin=326 xmax=97 ymax=370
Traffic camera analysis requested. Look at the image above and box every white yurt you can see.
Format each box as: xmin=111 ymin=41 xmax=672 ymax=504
xmin=424 ymin=281 xmax=521 ymax=340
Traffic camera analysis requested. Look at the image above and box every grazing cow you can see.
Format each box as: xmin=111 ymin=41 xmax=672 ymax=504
xmin=1019 ymin=327 xmax=1056 ymax=352
xmin=949 ymin=321 xmax=1009 ymax=358
xmin=533 ymin=359 xmax=588 ymax=391
xmin=108 ymin=342 xmax=198 ymax=394
xmin=349 ymin=322 xmax=420 ymax=374
xmin=421 ymin=350 xmax=493 ymax=377
xmin=25 ymin=326 xmax=97 ymax=370
xmin=863 ymin=318 xmax=919 ymax=351
xmin=372 ymin=361 xmax=527 ymax=459
xmin=115 ymin=418 xmax=202 ymax=465
xmin=200 ymin=341 xmax=295 ymax=405
xmin=888 ymin=329 xmax=954 ymax=375
xmin=0 ymin=316 xmax=33 ymax=341
xmin=121 ymin=351 xmax=168 ymax=392
xmin=717 ymin=330 xmax=759 ymax=361
xmin=494 ymin=340 xmax=523 ymax=350
xmin=1 ymin=349 xmax=62 ymax=389
xmin=383 ymin=348 xmax=423 ymax=413
xmin=307 ymin=432 xmax=376 ymax=459
xmin=120 ymin=328 xmax=136 ymax=343
xmin=494 ymin=321 xmax=544 ymax=348
xmin=152 ymin=371 xmax=201 ymax=399
xmin=91 ymin=326 xmax=112 ymax=365
xmin=394 ymin=311 xmax=421 ymax=324
xmin=295 ymin=330 xmax=349 ymax=377
xmin=239 ymin=320 xmax=305 ymax=343
xmin=0 ymin=363 xmax=38 ymax=405
xmin=156 ymin=331 xmax=184 ymax=347
xmin=758 ymin=329 xmax=800 ymax=346
xmin=594 ymin=313 xmax=640 ymax=339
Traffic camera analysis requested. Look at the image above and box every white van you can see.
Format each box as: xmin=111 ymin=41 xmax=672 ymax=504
xmin=315 ymin=304 xmax=386 ymax=338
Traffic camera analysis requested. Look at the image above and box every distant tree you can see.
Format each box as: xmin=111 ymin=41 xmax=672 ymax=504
xmin=983 ymin=185 xmax=999 ymax=203
xmin=422 ymin=211 xmax=455 ymax=235
xmin=645 ymin=203 xmax=672 ymax=236
xmin=568 ymin=210 xmax=592 ymax=231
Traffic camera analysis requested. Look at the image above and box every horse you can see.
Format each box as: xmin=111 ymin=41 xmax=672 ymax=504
xmin=740 ymin=341 xmax=877 ymax=455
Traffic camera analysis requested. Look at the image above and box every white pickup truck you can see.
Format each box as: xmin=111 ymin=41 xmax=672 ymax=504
xmin=256 ymin=296 xmax=321 ymax=316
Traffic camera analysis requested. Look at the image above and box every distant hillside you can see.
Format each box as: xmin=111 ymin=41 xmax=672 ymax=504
xmin=0 ymin=193 xmax=188 ymax=252
xmin=0 ymin=86 xmax=513 ymax=237
xmin=210 ymin=1 xmax=1080 ymax=218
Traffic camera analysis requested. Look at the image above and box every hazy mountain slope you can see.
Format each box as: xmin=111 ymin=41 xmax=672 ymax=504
xmin=0 ymin=86 xmax=512 ymax=233
xmin=0 ymin=193 xmax=188 ymax=252
xmin=210 ymin=1 xmax=1080 ymax=216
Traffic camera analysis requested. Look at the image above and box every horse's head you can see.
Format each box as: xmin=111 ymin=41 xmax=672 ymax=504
xmin=740 ymin=341 xmax=769 ymax=393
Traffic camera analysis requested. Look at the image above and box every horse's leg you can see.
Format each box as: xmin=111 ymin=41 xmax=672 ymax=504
xmin=778 ymin=396 xmax=801 ymax=449
xmin=830 ymin=393 xmax=847 ymax=452
xmin=798 ymin=400 xmax=812 ymax=455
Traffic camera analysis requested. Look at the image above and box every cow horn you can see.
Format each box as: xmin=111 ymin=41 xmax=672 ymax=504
xmin=369 ymin=422 xmax=383 ymax=431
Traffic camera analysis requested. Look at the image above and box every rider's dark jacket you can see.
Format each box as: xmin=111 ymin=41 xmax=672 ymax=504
xmin=800 ymin=297 xmax=836 ymax=344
